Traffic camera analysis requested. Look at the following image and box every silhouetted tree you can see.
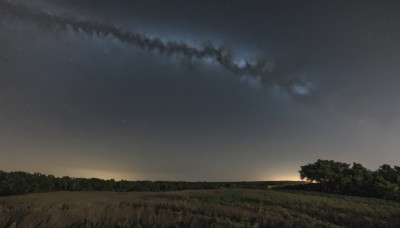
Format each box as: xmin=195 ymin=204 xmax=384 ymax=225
xmin=298 ymin=160 xmax=400 ymax=200
xmin=299 ymin=159 xmax=350 ymax=192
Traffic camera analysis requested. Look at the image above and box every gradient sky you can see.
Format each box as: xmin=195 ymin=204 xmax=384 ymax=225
xmin=1 ymin=0 xmax=400 ymax=181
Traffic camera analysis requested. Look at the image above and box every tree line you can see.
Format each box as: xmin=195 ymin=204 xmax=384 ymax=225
xmin=3 ymin=160 xmax=398 ymax=201
xmin=0 ymin=170 xmax=300 ymax=196
xmin=298 ymin=159 xmax=400 ymax=200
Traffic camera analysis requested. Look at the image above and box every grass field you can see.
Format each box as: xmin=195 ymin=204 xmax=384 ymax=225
xmin=1 ymin=189 xmax=400 ymax=227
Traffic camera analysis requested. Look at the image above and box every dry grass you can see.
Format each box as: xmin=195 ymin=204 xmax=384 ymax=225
xmin=0 ymin=189 xmax=400 ymax=227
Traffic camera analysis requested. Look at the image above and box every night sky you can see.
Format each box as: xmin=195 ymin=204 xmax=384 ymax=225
xmin=1 ymin=0 xmax=400 ymax=181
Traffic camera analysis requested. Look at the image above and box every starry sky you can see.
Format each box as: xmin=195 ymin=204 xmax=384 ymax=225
xmin=1 ymin=0 xmax=400 ymax=181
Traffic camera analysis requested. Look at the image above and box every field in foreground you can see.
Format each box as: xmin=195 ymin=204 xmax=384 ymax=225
xmin=1 ymin=189 xmax=400 ymax=227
